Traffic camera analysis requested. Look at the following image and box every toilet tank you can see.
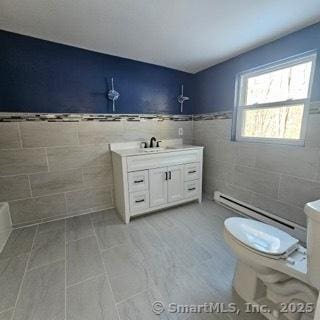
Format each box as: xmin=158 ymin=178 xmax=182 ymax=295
xmin=305 ymin=200 xmax=320 ymax=290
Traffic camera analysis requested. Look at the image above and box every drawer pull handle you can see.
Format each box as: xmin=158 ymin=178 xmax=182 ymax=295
xmin=188 ymin=170 xmax=196 ymax=174
xmin=135 ymin=199 xmax=145 ymax=203
xmin=188 ymin=187 xmax=196 ymax=191
xmin=134 ymin=179 xmax=144 ymax=184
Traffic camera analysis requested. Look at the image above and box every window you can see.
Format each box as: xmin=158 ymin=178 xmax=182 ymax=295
xmin=234 ymin=52 xmax=316 ymax=145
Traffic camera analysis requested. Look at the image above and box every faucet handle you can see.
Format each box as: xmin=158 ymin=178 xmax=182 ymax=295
xmin=156 ymin=141 xmax=162 ymax=148
xmin=141 ymin=142 xmax=148 ymax=148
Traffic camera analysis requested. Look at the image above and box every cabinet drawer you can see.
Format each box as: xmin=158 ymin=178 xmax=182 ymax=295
xmin=127 ymin=150 xmax=201 ymax=172
xmin=129 ymin=191 xmax=150 ymax=214
xmin=184 ymin=163 xmax=200 ymax=181
xmin=128 ymin=170 xmax=149 ymax=192
xmin=184 ymin=180 xmax=200 ymax=199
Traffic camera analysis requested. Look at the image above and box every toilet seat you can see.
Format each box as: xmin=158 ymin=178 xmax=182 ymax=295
xmin=224 ymin=217 xmax=299 ymax=258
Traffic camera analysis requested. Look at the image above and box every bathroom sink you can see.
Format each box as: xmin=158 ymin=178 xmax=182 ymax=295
xmin=139 ymin=147 xmax=166 ymax=153
xmin=138 ymin=146 xmax=180 ymax=153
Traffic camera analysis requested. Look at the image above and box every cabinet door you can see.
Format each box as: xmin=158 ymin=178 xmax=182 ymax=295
xmin=167 ymin=165 xmax=184 ymax=203
xmin=149 ymin=167 xmax=168 ymax=207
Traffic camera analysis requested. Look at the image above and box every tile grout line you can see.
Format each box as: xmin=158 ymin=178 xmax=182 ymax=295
xmin=66 ymin=273 xmax=105 ymax=290
xmin=99 ymin=242 xmax=133 ymax=254
xmin=27 ymin=175 xmax=33 ymax=198
xmin=10 ymin=224 xmax=39 ymax=320
xmin=0 ymin=170 xmax=52 ymax=178
xmin=44 ymin=147 xmax=50 ymax=173
xmin=114 ymin=287 xmax=152 ymax=306
xmin=67 ymin=204 xmax=114 ymax=216
xmin=0 ymin=162 xmax=114 ymax=178
xmin=27 ymin=257 xmax=66 ymax=273
xmin=12 ymin=206 xmax=115 ymax=232
xmin=89 ymin=213 xmax=122 ymax=320
xmin=9 ymin=191 xmax=67 ymax=203
xmin=16 ymin=123 xmax=23 ymax=149
xmin=66 ymin=233 xmax=97 ymax=244
xmin=205 ymin=146 xmax=320 ymax=182
xmin=10 ymin=200 xmax=114 ymax=230
xmin=64 ymin=192 xmax=69 ymax=216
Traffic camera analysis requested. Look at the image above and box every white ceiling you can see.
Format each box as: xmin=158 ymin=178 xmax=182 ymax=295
xmin=1 ymin=0 xmax=320 ymax=73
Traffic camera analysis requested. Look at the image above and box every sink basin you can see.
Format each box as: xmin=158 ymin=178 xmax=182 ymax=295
xmin=139 ymin=147 xmax=166 ymax=153
xmin=139 ymin=146 xmax=180 ymax=153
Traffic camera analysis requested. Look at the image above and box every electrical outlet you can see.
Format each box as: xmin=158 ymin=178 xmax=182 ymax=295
xmin=178 ymin=128 xmax=183 ymax=136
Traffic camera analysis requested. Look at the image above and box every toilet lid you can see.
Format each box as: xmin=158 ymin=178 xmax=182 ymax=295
xmin=224 ymin=217 xmax=299 ymax=256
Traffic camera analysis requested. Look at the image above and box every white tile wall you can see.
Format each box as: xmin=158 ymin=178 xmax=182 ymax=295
xmin=194 ymin=113 xmax=320 ymax=227
xmin=0 ymin=120 xmax=193 ymax=226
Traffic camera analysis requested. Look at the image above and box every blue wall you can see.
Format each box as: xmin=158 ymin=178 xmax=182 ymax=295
xmin=193 ymin=22 xmax=320 ymax=114
xmin=2 ymin=22 xmax=320 ymax=115
xmin=0 ymin=30 xmax=193 ymax=114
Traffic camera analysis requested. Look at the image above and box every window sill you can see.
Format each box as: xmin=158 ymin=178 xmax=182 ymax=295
xmin=235 ymin=136 xmax=305 ymax=147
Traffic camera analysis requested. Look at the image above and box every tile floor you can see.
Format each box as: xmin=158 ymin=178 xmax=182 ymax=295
xmin=0 ymin=199 xmax=265 ymax=320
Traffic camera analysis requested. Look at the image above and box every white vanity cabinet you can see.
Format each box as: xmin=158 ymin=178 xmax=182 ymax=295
xmin=111 ymin=144 xmax=203 ymax=223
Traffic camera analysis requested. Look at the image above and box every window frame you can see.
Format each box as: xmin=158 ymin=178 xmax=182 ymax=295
xmin=233 ymin=51 xmax=317 ymax=146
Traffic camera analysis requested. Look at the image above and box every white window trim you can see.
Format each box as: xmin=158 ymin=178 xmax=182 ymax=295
xmin=233 ymin=52 xmax=317 ymax=146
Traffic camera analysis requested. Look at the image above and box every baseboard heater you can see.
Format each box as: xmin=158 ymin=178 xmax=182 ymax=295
xmin=214 ymin=191 xmax=306 ymax=243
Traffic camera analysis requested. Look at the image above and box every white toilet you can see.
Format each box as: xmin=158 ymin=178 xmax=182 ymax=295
xmin=224 ymin=199 xmax=320 ymax=320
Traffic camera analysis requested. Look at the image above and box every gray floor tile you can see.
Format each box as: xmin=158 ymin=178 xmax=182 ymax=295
xmin=0 ymin=226 xmax=37 ymax=259
xmin=102 ymin=243 xmax=144 ymax=278
xmin=190 ymin=256 xmax=236 ymax=303
xmin=110 ymin=265 xmax=154 ymax=303
xmin=128 ymin=220 xmax=170 ymax=261
xmin=155 ymin=226 xmax=212 ymax=268
xmin=142 ymin=249 xmax=180 ymax=283
xmin=0 ymin=254 xmax=28 ymax=312
xmin=38 ymin=219 xmax=65 ymax=234
xmin=90 ymin=208 xmax=118 ymax=223
xmin=92 ymin=211 xmax=129 ymax=250
xmin=67 ymin=274 xmax=118 ymax=320
xmin=194 ymin=232 xmax=233 ymax=261
xmin=117 ymin=287 xmax=170 ymax=320
xmin=28 ymin=228 xmax=65 ymax=270
xmin=13 ymin=261 xmax=65 ymax=320
xmin=66 ymin=236 xmax=104 ymax=286
xmin=151 ymin=266 xmax=215 ymax=320
xmin=0 ymin=309 xmax=14 ymax=320
xmin=102 ymin=244 xmax=154 ymax=302
xmin=66 ymin=214 xmax=93 ymax=242
xmin=144 ymin=207 xmax=182 ymax=231
xmin=166 ymin=203 xmax=223 ymax=238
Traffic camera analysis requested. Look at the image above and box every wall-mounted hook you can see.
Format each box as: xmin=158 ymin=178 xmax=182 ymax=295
xmin=107 ymin=78 xmax=120 ymax=113
xmin=177 ymin=84 xmax=189 ymax=113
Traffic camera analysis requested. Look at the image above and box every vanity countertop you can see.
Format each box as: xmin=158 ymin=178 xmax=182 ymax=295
xmin=111 ymin=144 xmax=204 ymax=157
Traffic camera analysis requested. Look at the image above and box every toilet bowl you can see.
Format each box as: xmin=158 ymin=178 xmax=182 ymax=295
xmin=224 ymin=199 xmax=320 ymax=320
